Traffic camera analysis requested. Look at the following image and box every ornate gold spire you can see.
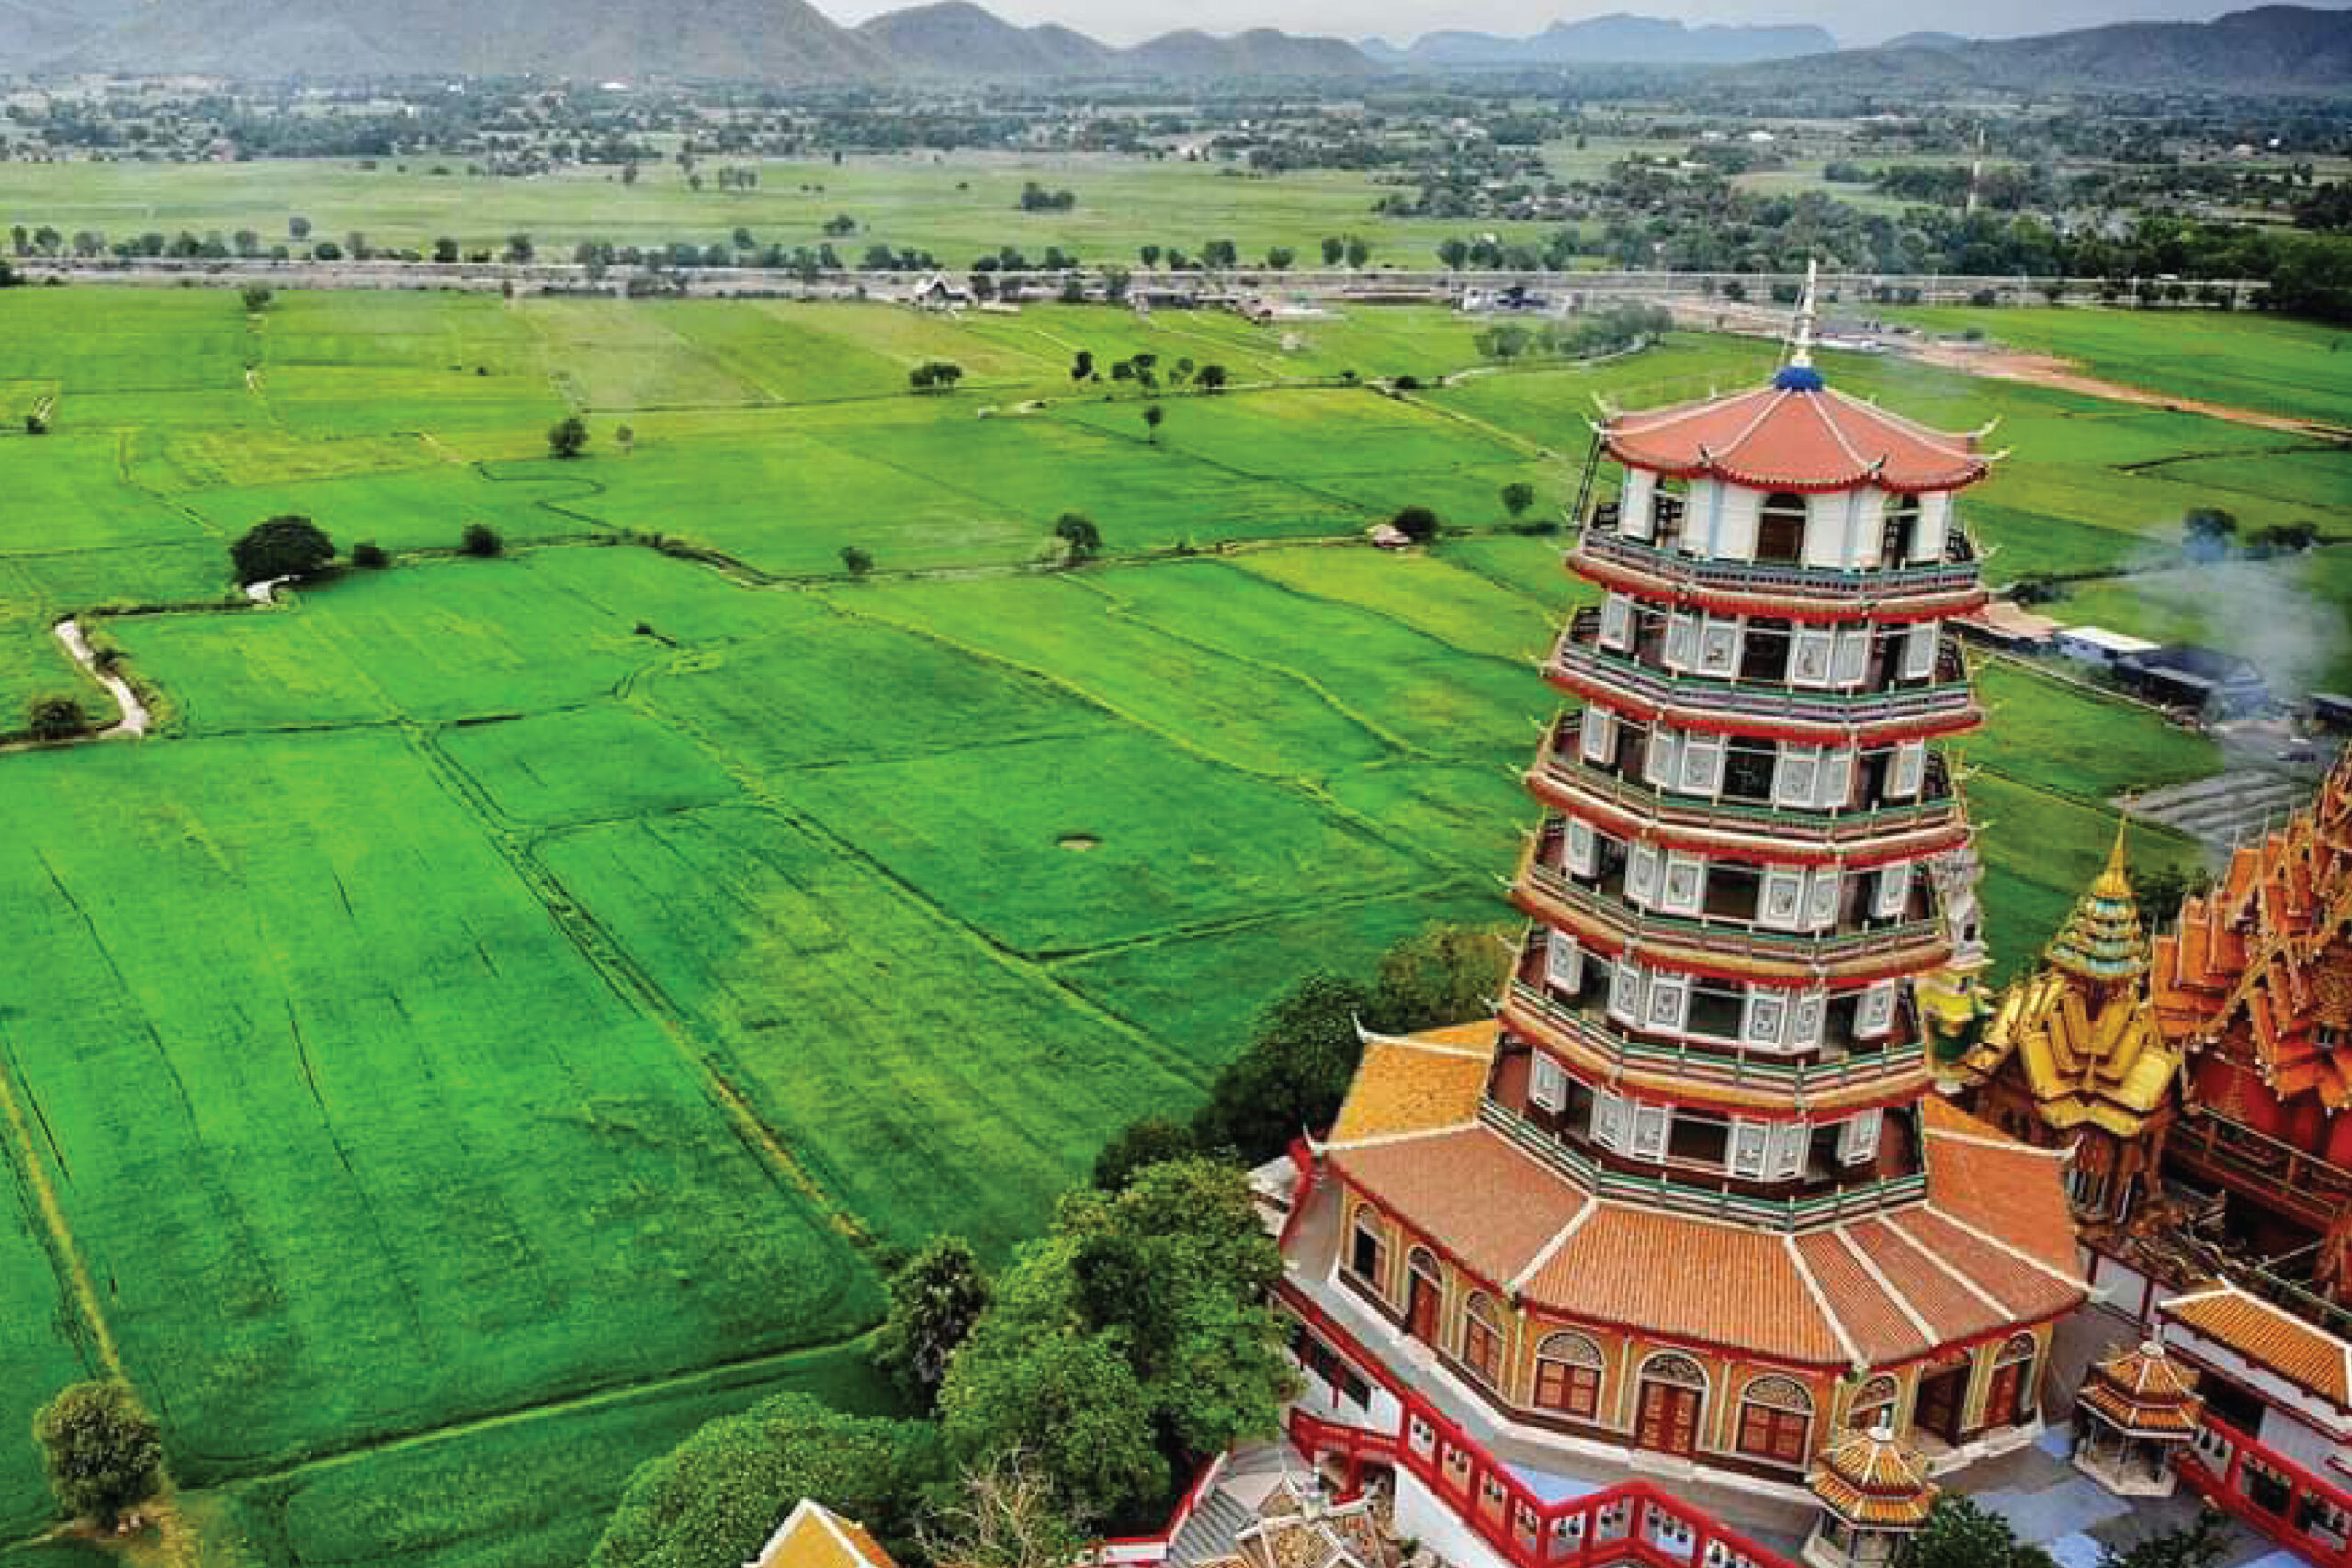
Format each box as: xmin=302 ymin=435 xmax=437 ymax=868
xmin=2048 ymin=818 xmax=2149 ymax=987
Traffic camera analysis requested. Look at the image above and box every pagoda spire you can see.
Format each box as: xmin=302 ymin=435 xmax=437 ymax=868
xmin=2046 ymin=817 xmax=2149 ymax=987
xmin=1788 ymin=258 xmax=1820 ymax=371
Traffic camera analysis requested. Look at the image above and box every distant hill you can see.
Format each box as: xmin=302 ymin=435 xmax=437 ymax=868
xmin=1122 ymin=27 xmax=1375 ymax=77
xmin=1721 ymin=5 xmax=2352 ymax=92
xmin=1373 ymin=13 xmax=1838 ymax=68
xmin=54 ymin=0 xmax=893 ymax=79
xmin=1880 ymin=29 xmax=1971 ymax=48
xmin=854 ymin=1 xmax=1112 ymax=76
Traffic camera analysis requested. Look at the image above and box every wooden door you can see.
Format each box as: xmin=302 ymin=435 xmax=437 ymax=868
xmin=1984 ymin=1361 xmax=2024 ymax=1429
xmin=1635 ymin=1381 xmax=1702 ymax=1458
xmin=1408 ymin=1277 xmax=1440 ymax=1343
xmin=1917 ymin=1367 xmax=1966 ymax=1441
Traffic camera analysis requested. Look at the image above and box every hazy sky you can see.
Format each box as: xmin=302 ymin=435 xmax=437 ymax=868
xmin=822 ymin=0 xmax=2349 ymax=48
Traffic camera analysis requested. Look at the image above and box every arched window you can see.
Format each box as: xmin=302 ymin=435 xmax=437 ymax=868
xmin=1756 ymin=491 xmax=1809 ymax=565
xmin=1985 ymin=1333 xmax=2040 ymax=1428
xmin=1736 ymin=1374 xmax=1815 ymax=1465
xmin=1847 ymin=1374 xmax=1900 ymax=1434
xmin=1534 ymin=1331 xmax=1606 ymax=1419
xmin=1348 ymin=1206 xmax=1387 ymax=1292
xmin=1462 ymin=1292 xmax=1505 ymax=1386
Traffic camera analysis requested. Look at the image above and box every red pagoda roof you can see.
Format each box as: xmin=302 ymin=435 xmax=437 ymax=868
xmin=2151 ymin=750 xmax=2352 ymax=1109
xmin=1604 ymin=369 xmax=1989 ymax=495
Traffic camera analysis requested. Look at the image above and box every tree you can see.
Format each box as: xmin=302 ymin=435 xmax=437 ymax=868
xmin=26 ymin=695 xmax=90 ymax=741
xmin=591 ymin=1393 xmax=928 ymax=1568
xmin=1897 ymin=1496 xmax=2058 ymax=1568
xmin=873 ymin=1235 xmax=991 ymax=1410
xmin=1368 ymin=922 xmax=1508 ymax=1035
xmin=241 ymin=285 xmax=272 ymax=312
xmin=616 ymin=424 xmax=636 ymax=457
xmin=34 ymin=1381 xmax=164 ymax=1530
xmin=2182 ymin=505 xmax=2238 ymax=559
xmin=939 ymin=1329 xmax=1162 ymax=1531
xmin=288 ymin=215 xmax=311 ymax=240
xmin=1138 ymin=244 xmax=1160 ymax=268
xmin=920 ymin=1449 xmax=1089 ymax=1568
xmin=350 ymin=540 xmax=390 ymax=569
xmin=1141 ymin=404 xmax=1164 ymax=443
xmin=2098 ymin=1511 xmax=2230 ymax=1568
xmin=1049 ymin=513 xmax=1102 ymax=565
xmin=548 ymin=415 xmax=591 ymax=458
xmin=1190 ymin=972 xmax=1372 ymax=1163
xmin=840 ymin=546 xmax=875 ymax=578
xmin=1070 ymin=350 xmax=1093 ymax=382
xmin=910 ymin=361 xmax=964 ymax=393
xmin=24 ymin=412 xmax=46 ymax=435
xmin=1091 ymin=1116 xmax=1194 ymax=1191
xmin=1391 ymin=505 xmax=1441 ymax=544
xmin=1344 ymin=236 xmax=1371 ymax=267
xmin=433 ymin=236 xmax=459 ymax=264
xmin=1437 ymin=237 xmax=1470 ymax=270
xmin=1264 ymin=246 xmax=1295 ymax=270
xmin=1321 ymin=236 xmax=1344 ymax=265
xmin=230 ymin=514 xmax=334 ymax=585
xmin=1193 ymin=363 xmax=1227 ymax=393
xmin=460 ymin=523 xmax=503 ymax=558
xmin=1500 ymin=481 xmax=1538 ymax=522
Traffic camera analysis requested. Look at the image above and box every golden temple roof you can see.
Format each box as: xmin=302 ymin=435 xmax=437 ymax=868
xmin=1949 ymin=821 xmax=2179 ymax=1138
xmin=1807 ymin=1426 xmax=1938 ymax=1528
xmin=2076 ymin=1339 xmax=2203 ymax=1438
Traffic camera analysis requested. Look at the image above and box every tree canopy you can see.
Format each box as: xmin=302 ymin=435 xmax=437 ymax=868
xmin=35 ymin=1381 xmax=164 ymax=1530
xmin=229 ymin=514 xmax=334 ymax=585
xmin=873 ymin=1235 xmax=992 ymax=1411
xmin=548 ymin=414 xmax=591 ymax=458
xmin=590 ymin=1393 xmax=930 ymax=1568
xmin=1366 ymin=922 xmax=1508 ymax=1036
xmin=1188 ymin=971 xmax=1370 ymax=1164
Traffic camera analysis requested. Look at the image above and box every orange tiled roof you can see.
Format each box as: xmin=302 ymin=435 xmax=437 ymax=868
xmin=1808 ymin=1426 xmax=1938 ymax=1527
xmin=1328 ymin=1024 xmax=1498 ymax=1146
xmin=2150 ymin=752 xmax=2352 ymax=1112
xmin=2162 ymin=1283 xmax=2352 ymax=1409
xmin=749 ymin=1502 xmax=899 ymax=1568
xmin=1329 ymin=1055 xmax=2083 ymax=1370
xmin=1605 ymin=377 xmax=1987 ymax=494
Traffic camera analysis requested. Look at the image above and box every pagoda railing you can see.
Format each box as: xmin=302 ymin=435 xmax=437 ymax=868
xmin=2178 ymin=1416 xmax=2352 ymax=1568
xmin=2170 ymin=1109 xmax=2352 ymax=1236
xmin=1574 ymin=525 xmax=1984 ymax=603
xmin=1551 ymin=615 xmax=1977 ymax=732
xmin=1279 ymin=1280 xmax=1802 ymax=1568
xmin=1518 ymin=857 xmax=1952 ymax=974
xmin=1477 ymin=1099 xmax=1930 ymax=1231
xmin=1532 ymin=717 xmax=1963 ymax=845
xmin=1503 ymin=977 xmax=1929 ymax=1101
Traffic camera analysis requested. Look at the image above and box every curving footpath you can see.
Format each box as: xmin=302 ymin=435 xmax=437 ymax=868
xmin=52 ymin=618 xmax=151 ymax=738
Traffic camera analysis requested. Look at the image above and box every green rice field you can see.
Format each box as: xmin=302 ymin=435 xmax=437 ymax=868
xmin=0 ymin=285 xmax=2342 ymax=1568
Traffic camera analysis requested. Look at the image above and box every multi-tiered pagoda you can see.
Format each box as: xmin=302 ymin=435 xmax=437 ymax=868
xmin=1295 ymin=290 xmax=2086 ymax=1489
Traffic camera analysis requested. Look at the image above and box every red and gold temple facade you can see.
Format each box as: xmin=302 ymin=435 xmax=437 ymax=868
xmin=1295 ymin=331 xmax=2086 ymax=1489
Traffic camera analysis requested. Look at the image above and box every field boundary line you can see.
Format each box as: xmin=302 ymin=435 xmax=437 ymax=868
xmin=0 ymin=1048 xmax=122 ymax=1379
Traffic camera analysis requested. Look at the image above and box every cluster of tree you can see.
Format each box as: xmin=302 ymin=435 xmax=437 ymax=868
xmin=2182 ymin=506 xmax=2324 ymax=563
xmin=1319 ymin=235 xmax=1374 ymax=267
xmin=1017 ymin=182 xmax=1078 ymax=213
xmin=1084 ymin=351 xmax=1226 ymax=395
xmin=1474 ymin=305 xmax=1671 ymax=363
xmin=908 ymin=361 xmax=965 ymax=393
xmin=1897 ymin=1494 xmax=2229 ymax=1568
xmin=1096 ymin=921 xmax=1506 ymax=1184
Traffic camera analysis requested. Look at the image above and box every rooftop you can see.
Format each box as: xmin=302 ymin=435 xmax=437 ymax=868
xmin=2162 ymin=1282 xmax=2352 ymax=1410
xmin=1602 ymin=375 xmax=1987 ymax=494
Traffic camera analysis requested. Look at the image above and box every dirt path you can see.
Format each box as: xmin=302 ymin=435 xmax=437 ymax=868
xmin=52 ymin=619 xmax=150 ymax=737
xmin=1909 ymin=343 xmax=2348 ymax=439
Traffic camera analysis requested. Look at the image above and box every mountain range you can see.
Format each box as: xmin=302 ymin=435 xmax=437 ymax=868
xmin=1359 ymin=15 xmax=1838 ymax=67
xmin=0 ymin=0 xmax=2340 ymax=89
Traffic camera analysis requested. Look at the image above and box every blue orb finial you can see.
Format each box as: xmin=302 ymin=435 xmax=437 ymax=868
xmin=1774 ymin=364 xmax=1826 ymax=392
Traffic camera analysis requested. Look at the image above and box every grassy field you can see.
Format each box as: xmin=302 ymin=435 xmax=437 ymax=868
xmin=0 ymin=286 xmax=2335 ymax=1568
xmin=0 ymin=151 xmax=1546 ymax=274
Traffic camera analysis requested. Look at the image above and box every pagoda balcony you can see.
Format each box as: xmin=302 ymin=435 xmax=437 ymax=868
xmin=1500 ymin=975 xmax=1931 ymax=1112
xmin=1476 ymin=1097 xmax=1930 ymax=1233
xmin=2171 ymin=1108 xmax=2352 ymax=1238
xmin=1550 ymin=610 xmax=1977 ymax=738
xmin=1515 ymin=853 xmax=1952 ymax=980
xmin=1532 ymin=716 xmax=1964 ymax=850
xmin=1573 ymin=520 xmax=1985 ymax=613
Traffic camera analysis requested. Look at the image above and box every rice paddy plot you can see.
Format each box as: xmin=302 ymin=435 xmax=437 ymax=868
xmin=523 ymin=299 xmax=775 ymax=412
xmin=0 ymin=290 xmax=249 ymax=396
xmin=1962 ymin=657 xmax=2223 ymax=805
xmin=782 ymin=728 xmax=1432 ymax=956
xmin=535 ymin=804 xmax=1204 ymax=1257
xmin=1234 ymin=546 xmax=1566 ymax=665
xmin=0 ymin=730 xmax=878 ymax=1488
xmin=2 ymin=433 xmax=220 ymax=553
xmin=0 ymin=1135 xmax=98 ymax=1540
xmin=434 ymin=705 xmax=749 ymax=829
xmin=1054 ymin=384 xmax=1532 ymax=479
xmin=650 ymin=302 xmax=946 ymax=403
xmin=178 ymin=460 xmax=605 ymax=556
xmin=256 ymin=362 xmax=566 ymax=442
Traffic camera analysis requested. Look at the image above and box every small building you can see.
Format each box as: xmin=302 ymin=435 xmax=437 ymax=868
xmin=2159 ymin=1283 xmax=2352 ymax=1484
xmin=2117 ymin=645 xmax=2269 ymax=717
xmin=2071 ymin=1339 xmax=2202 ymax=1496
xmin=1953 ymin=600 xmax=2061 ymax=654
xmin=744 ymin=1499 xmax=899 ymax=1568
xmin=905 ymin=273 xmax=974 ymax=312
xmin=2056 ymin=626 xmax=2162 ymax=667
xmin=2312 ymin=694 xmax=2352 ymax=731
xmin=1803 ymin=1425 xmax=1937 ymax=1568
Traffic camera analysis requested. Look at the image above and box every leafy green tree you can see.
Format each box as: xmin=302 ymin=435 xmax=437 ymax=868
xmin=940 ymin=1327 xmax=1162 ymax=1531
xmin=1265 ymin=247 xmax=1295 ymax=269
xmin=2098 ymin=1511 xmax=2230 ymax=1568
xmin=1500 ymin=481 xmax=1537 ymax=522
xmin=34 ymin=1381 xmax=164 ymax=1530
xmin=1897 ymin=1496 xmax=2058 ymax=1568
xmin=1368 ymin=923 xmax=1507 ymax=1035
xmin=1344 ymin=237 xmax=1371 ymax=267
xmin=1190 ymin=971 xmax=1371 ymax=1162
xmin=26 ymin=694 xmax=90 ymax=741
xmin=1193 ymin=363 xmax=1227 ymax=393
xmin=591 ymin=1393 xmax=927 ymax=1568
xmin=2182 ymin=505 xmax=2239 ymax=559
xmin=548 ymin=415 xmax=591 ymax=458
xmin=1091 ymin=1116 xmax=1194 ymax=1191
xmin=873 ymin=1235 xmax=991 ymax=1410
xmin=460 ymin=523 xmax=503 ymax=558
xmin=1437 ymin=237 xmax=1470 ymax=269
xmin=230 ymin=514 xmax=334 ymax=585
xmin=350 ymin=541 xmax=390 ymax=569
xmin=1070 ymin=350 xmax=1093 ymax=382
xmin=1049 ymin=513 xmax=1102 ymax=564
xmin=433 ymin=236 xmax=459 ymax=263
xmin=910 ymin=361 xmax=965 ymax=392
xmin=240 ymin=285 xmax=272 ymax=312
xmin=840 ymin=545 xmax=875 ymax=578
xmin=1142 ymin=404 xmax=1164 ymax=442
xmin=24 ymin=412 xmax=46 ymax=435
xmin=1391 ymin=505 xmax=1441 ymax=544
